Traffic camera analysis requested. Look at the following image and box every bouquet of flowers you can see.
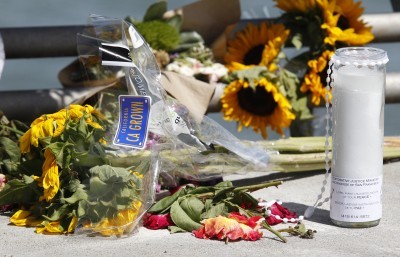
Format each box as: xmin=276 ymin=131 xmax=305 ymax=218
xmin=0 ymin=105 xmax=155 ymax=236
xmin=127 ymin=0 xmax=373 ymax=139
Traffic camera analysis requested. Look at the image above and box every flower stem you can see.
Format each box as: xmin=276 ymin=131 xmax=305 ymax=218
xmin=263 ymin=222 xmax=287 ymax=243
xmin=233 ymin=181 xmax=283 ymax=193
xmin=0 ymin=124 xmax=25 ymax=136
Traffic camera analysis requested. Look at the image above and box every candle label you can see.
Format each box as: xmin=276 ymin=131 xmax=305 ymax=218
xmin=330 ymin=175 xmax=382 ymax=222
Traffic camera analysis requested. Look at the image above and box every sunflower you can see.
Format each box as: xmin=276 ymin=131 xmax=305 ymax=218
xmin=224 ymin=22 xmax=289 ymax=72
xmin=275 ymin=0 xmax=318 ymax=13
xmin=274 ymin=0 xmax=372 ymax=106
xmin=221 ymin=77 xmax=295 ymax=139
xmin=319 ymin=0 xmax=374 ymax=46
xmin=300 ymin=50 xmax=334 ymax=105
xmin=20 ymin=104 xmax=105 ymax=153
xmin=19 ymin=104 xmax=106 ymax=202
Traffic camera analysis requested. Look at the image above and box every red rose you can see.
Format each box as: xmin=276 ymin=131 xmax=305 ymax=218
xmin=143 ymin=213 xmax=174 ymax=230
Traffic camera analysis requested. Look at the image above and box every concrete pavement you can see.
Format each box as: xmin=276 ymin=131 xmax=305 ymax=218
xmin=1 ymin=162 xmax=400 ymax=257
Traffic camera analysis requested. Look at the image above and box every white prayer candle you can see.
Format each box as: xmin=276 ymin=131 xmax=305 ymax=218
xmin=329 ymin=47 xmax=388 ymax=228
xmin=332 ymin=66 xmax=384 ymax=178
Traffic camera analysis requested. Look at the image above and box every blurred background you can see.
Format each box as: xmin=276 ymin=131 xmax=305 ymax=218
xmin=0 ymin=0 xmax=398 ymax=140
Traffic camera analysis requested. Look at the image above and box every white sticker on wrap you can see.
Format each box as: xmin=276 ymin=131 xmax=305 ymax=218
xmin=148 ymin=101 xmax=190 ymax=136
xmin=330 ymin=175 xmax=382 ymax=222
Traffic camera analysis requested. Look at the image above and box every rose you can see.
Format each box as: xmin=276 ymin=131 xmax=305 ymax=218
xmin=192 ymin=214 xmax=263 ymax=241
xmin=143 ymin=213 xmax=174 ymax=230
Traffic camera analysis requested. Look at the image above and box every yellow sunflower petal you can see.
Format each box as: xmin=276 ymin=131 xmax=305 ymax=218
xmin=42 ymin=149 xmax=60 ymax=202
xmin=35 ymin=221 xmax=64 ymax=234
xmin=19 ymin=129 xmax=32 ymax=153
xmin=10 ymin=210 xmax=43 ymax=227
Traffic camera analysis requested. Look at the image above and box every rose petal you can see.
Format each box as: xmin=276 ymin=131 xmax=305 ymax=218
xmin=239 ymin=223 xmax=263 ymax=241
xmin=228 ymin=212 xmax=263 ymax=229
xmin=269 ymin=202 xmax=297 ymax=220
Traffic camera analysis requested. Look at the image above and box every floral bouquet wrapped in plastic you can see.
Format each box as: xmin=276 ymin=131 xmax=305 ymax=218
xmin=0 ymin=15 xmax=171 ymax=237
xmin=0 ymin=104 xmax=155 ymax=237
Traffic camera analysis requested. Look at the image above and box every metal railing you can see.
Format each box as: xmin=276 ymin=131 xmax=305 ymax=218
xmin=1 ymin=13 xmax=400 ymax=121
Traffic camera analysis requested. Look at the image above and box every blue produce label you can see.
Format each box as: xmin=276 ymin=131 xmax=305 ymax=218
xmin=113 ymin=95 xmax=151 ymax=149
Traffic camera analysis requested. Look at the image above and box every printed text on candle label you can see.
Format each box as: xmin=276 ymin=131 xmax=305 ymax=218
xmin=330 ymin=176 xmax=382 ymax=222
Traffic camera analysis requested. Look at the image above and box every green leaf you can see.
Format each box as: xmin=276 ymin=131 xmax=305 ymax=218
xmin=170 ymin=201 xmax=202 ymax=232
xmin=61 ymin=187 xmax=88 ymax=204
xmin=284 ymin=51 xmax=309 ymax=75
xmin=188 ymin=186 xmax=215 ymax=195
xmin=75 ymin=154 xmax=107 ymax=167
xmin=179 ymin=196 xmax=204 ymax=223
xmin=90 ymin=165 xmax=131 ymax=182
xmin=77 ymin=117 xmax=89 ymax=135
xmin=279 ymin=68 xmax=300 ymax=100
xmin=89 ymin=176 xmax=109 ymax=196
xmin=174 ymin=31 xmax=205 ymax=52
xmin=66 ymin=179 xmax=84 ymax=193
xmin=148 ymin=189 xmax=184 ymax=213
xmin=230 ymin=191 xmax=259 ymax=210
xmin=47 ymin=141 xmax=70 ymax=168
xmin=143 ymin=1 xmax=167 ymax=22
xmin=201 ymin=202 xmax=226 ymax=219
xmin=77 ymin=200 xmax=87 ymax=217
xmin=213 ymin=187 xmax=234 ymax=203
xmin=168 ymin=225 xmax=187 ymax=233
xmin=3 ymin=159 xmax=19 ymax=175
xmin=292 ymin=97 xmax=314 ymax=120
xmin=166 ymin=14 xmax=182 ymax=32
xmin=179 ymin=31 xmax=204 ymax=44
xmin=214 ymin=181 xmax=233 ymax=188
xmin=0 ymin=137 xmax=20 ymax=162
xmin=233 ymin=66 xmax=268 ymax=88
xmin=42 ymin=203 xmax=71 ymax=221
xmin=0 ymin=176 xmax=40 ymax=205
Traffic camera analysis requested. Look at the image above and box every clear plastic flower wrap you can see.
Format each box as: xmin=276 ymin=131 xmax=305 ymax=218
xmin=72 ymin=14 xmax=273 ymax=234
xmin=78 ymin=13 xmax=268 ymax=180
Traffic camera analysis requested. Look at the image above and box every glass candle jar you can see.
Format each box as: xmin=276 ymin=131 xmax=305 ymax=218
xmin=329 ymin=47 xmax=389 ymax=228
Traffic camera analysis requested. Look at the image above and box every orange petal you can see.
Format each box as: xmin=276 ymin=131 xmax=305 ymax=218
xmin=202 ymin=216 xmax=244 ymax=241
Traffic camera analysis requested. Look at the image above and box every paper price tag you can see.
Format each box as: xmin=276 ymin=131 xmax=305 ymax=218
xmin=113 ymin=95 xmax=151 ymax=149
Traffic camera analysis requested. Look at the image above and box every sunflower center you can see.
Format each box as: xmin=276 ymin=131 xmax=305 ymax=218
xmin=237 ymin=86 xmax=277 ymax=116
xmin=243 ymin=45 xmax=265 ymax=65
xmin=337 ymin=15 xmax=350 ymax=29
